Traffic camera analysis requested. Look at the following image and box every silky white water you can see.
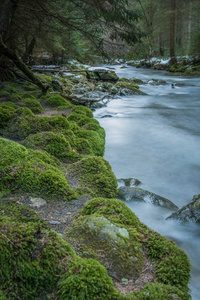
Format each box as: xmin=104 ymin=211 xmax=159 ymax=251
xmin=94 ymin=65 xmax=200 ymax=299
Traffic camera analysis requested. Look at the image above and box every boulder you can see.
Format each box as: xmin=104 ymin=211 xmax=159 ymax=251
xmin=65 ymin=215 xmax=144 ymax=280
xmin=118 ymin=186 xmax=178 ymax=210
xmin=86 ymin=69 xmax=119 ymax=82
xmin=117 ymin=178 xmax=141 ymax=188
xmin=167 ymin=194 xmax=200 ymax=223
xmin=147 ymin=79 xmax=168 ymax=85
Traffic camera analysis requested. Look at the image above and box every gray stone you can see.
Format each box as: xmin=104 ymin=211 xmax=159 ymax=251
xmin=29 ymin=197 xmax=47 ymax=208
xmin=118 ymin=187 xmax=178 ymax=210
xmin=87 ymin=217 xmax=129 ymax=243
xmin=48 ymin=220 xmax=61 ymax=225
xmin=117 ymin=178 xmax=141 ymax=188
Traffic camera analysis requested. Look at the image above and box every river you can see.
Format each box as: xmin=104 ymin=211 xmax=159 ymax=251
xmin=93 ymin=65 xmax=200 ymax=299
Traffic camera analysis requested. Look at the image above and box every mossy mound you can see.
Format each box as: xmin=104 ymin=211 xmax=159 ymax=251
xmin=23 ymin=131 xmax=78 ymax=162
xmin=127 ymin=282 xmax=190 ymax=300
xmin=146 ymin=232 xmax=191 ymax=291
xmin=63 ymin=129 xmax=94 ymax=156
xmin=23 ymin=98 xmax=42 ymax=113
xmin=3 ymin=107 xmax=70 ymax=140
xmin=0 ymin=138 xmax=76 ymax=200
xmin=44 ymin=94 xmax=73 ymax=108
xmin=74 ymin=129 xmax=105 ymax=156
xmin=77 ymin=198 xmax=191 ymax=299
xmin=57 ymin=256 xmax=118 ymax=300
xmin=0 ymin=202 xmax=74 ymax=299
xmin=71 ymin=105 xmax=93 ymax=118
xmin=66 ymin=214 xmax=144 ymax=281
xmin=67 ymin=156 xmax=118 ymax=198
xmin=0 ymin=106 xmax=14 ymax=129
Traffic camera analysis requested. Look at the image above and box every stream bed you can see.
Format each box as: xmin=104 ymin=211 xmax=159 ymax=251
xmin=93 ymin=65 xmax=200 ymax=299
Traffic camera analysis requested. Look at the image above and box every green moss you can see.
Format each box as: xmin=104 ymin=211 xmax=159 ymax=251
xmin=0 ymin=101 xmax=16 ymax=110
xmin=3 ymin=107 xmax=70 ymax=140
xmin=0 ymin=107 xmax=14 ymax=128
xmin=67 ymin=156 xmax=117 ymax=198
xmin=45 ymin=94 xmax=73 ymax=108
xmin=23 ymin=98 xmax=42 ymax=113
xmin=127 ymin=282 xmax=190 ymax=300
xmin=146 ymin=233 xmax=191 ymax=290
xmin=0 ymin=206 xmax=74 ymax=299
xmin=0 ymin=138 xmax=76 ymax=201
xmin=74 ymin=129 xmax=105 ymax=156
xmin=57 ymin=256 xmax=118 ymax=300
xmin=63 ymin=130 xmax=94 ymax=156
xmin=57 ymin=105 xmax=74 ymax=111
xmin=67 ymin=112 xmax=99 ymax=127
xmin=80 ymin=198 xmax=140 ymax=227
xmin=71 ymin=105 xmax=93 ymax=118
xmin=23 ymin=131 xmax=78 ymax=162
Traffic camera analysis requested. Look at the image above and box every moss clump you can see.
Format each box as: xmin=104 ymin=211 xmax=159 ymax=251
xmin=23 ymin=131 xmax=78 ymax=162
xmin=45 ymin=94 xmax=73 ymax=108
xmin=23 ymin=98 xmax=42 ymax=113
xmin=0 ymin=138 xmax=76 ymax=201
xmin=3 ymin=107 xmax=70 ymax=140
xmin=67 ymin=112 xmax=98 ymax=127
xmin=80 ymin=198 xmax=140 ymax=227
xmin=127 ymin=282 xmax=190 ymax=300
xmin=146 ymin=233 xmax=191 ymax=290
xmin=74 ymin=129 xmax=105 ymax=156
xmin=71 ymin=105 xmax=93 ymax=118
xmin=0 ymin=106 xmax=14 ymax=128
xmin=66 ymin=214 xmax=143 ymax=281
xmin=57 ymin=256 xmax=118 ymax=300
xmin=63 ymin=130 xmax=94 ymax=156
xmin=67 ymin=156 xmax=117 ymax=198
xmin=0 ymin=204 xmax=74 ymax=299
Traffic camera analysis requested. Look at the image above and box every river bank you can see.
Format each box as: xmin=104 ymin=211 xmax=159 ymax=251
xmin=0 ymin=62 xmax=192 ymax=299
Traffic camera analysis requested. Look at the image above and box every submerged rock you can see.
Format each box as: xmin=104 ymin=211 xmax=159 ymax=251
xmin=167 ymin=194 xmax=200 ymax=223
xmin=118 ymin=186 xmax=178 ymax=209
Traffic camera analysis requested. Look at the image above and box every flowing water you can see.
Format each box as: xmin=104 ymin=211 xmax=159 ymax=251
xmin=93 ymin=65 xmax=200 ymax=299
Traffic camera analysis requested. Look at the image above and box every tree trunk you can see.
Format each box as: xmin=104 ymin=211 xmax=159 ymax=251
xmin=169 ymin=0 xmax=176 ymax=65
xmin=0 ymin=35 xmax=48 ymax=91
xmin=22 ymin=36 xmax=36 ymax=64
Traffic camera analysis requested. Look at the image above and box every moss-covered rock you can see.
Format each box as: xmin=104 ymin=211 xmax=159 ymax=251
xmin=66 ymin=214 xmax=144 ymax=281
xmin=67 ymin=157 xmax=118 ymax=198
xmin=78 ymin=198 xmax=191 ymax=298
xmin=114 ymin=81 xmax=145 ymax=96
xmin=0 ymin=106 xmax=14 ymax=129
xmin=3 ymin=107 xmax=70 ymax=140
xmin=57 ymin=256 xmax=118 ymax=300
xmin=0 ymin=138 xmax=76 ymax=200
xmin=0 ymin=202 xmax=75 ymax=299
xmin=23 ymin=131 xmax=78 ymax=162
xmin=23 ymin=98 xmax=42 ymax=113
xmin=71 ymin=105 xmax=93 ymax=118
xmin=44 ymin=94 xmax=73 ymax=108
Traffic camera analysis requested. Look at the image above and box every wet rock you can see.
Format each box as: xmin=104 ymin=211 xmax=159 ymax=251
xmin=167 ymin=194 xmax=200 ymax=223
xmin=117 ymin=187 xmax=178 ymax=210
xmin=29 ymin=197 xmax=47 ymax=208
xmin=117 ymin=178 xmax=141 ymax=188
xmin=147 ymin=79 xmax=168 ymax=85
xmin=86 ymin=69 xmax=119 ymax=82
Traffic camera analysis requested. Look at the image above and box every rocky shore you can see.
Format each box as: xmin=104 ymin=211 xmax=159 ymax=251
xmin=0 ymin=61 xmax=192 ymax=299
